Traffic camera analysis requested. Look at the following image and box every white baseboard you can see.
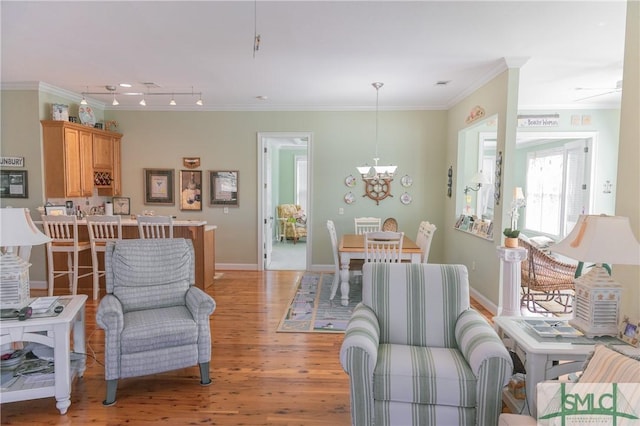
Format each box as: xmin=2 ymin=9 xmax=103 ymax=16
xmin=29 ymin=280 xmax=47 ymax=290
xmin=470 ymin=286 xmax=498 ymax=316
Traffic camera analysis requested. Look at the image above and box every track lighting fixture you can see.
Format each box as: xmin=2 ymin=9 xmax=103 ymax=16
xmin=112 ymin=94 xmax=119 ymax=106
xmin=139 ymin=98 xmax=146 ymax=106
xmin=80 ymin=86 xmax=88 ymax=105
xmin=81 ymin=84 xmax=203 ymax=106
xmin=169 ymin=96 xmax=177 ymax=106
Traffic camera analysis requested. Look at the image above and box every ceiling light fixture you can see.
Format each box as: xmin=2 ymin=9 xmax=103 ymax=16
xmin=80 ymin=86 xmax=88 ymax=105
xmin=106 ymin=85 xmax=119 ymax=106
xmin=357 ymin=82 xmax=397 ymax=205
xmin=112 ymin=94 xmax=119 ymax=106
xmin=139 ymin=98 xmax=146 ymax=106
xmin=81 ymin=84 xmax=203 ymax=106
xmin=169 ymin=95 xmax=177 ymax=106
xmin=119 ymin=83 xmax=132 ymax=88
xmin=196 ymin=96 xmax=203 ymax=106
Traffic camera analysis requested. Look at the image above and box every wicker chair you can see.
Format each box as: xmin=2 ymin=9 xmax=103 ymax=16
xmin=520 ymin=238 xmax=577 ymax=314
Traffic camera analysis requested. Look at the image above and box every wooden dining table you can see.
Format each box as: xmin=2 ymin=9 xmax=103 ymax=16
xmin=337 ymin=234 xmax=423 ymax=306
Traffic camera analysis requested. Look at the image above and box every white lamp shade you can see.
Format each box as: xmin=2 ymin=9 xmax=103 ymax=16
xmin=0 ymin=208 xmax=51 ymax=247
xmin=470 ymin=171 xmax=491 ymax=185
xmin=514 ymin=187 xmax=525 ymax=200
xmin=551 ymin=215 xmax=640 ymax=265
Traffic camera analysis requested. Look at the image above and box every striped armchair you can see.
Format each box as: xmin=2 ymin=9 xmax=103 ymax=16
xmin=96 ymin=238 xmax=216 ymax=405
xmin=340 ymin=263 xmax=512 ymax=426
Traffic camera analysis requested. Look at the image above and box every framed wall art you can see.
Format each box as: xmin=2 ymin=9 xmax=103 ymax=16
xmin=618 ymin=316 xmax=640 ymax=347
xmin=0 ymin=170 xmax=28 ymax=198
xmin=112 ymin=197 xmax=131 ymax=215
xmin=210 ymin=170 xmax=239 ymax=207
xmin=180 ymin=170 xmax=202 ymax=211
xmin=144 ymin=169 xmax=175 ymax=205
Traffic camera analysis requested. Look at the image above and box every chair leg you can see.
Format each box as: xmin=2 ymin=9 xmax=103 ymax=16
xmin=47 ymin=247 xmax=55 ymax=297
xmin=199 ymin=362 xmax=212 ymax=386
xmin=72 ymin=250 xmax=79 ymax=295
xmin=103 ymin=379 xmax=118 ymax=406
xmin=92 ymin=250 xmax=100 ymax=301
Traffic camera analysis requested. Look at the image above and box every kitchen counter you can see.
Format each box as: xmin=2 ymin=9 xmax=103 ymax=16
xmin=37 ymin=218 xmax=216 ymax=295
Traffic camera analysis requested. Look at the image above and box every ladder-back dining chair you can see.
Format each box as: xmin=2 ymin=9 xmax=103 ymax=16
xmin=42 ymin=215 xmax=93 ymax=297
xmin=86 ymin=215 xmax=123 ymax=300
xmin=137 ymin=215 xmax=174 ymax=239
xmin=364 ymin=231 xmax=404 ymax=263
xmin=416 ymin=221 xmax=437 ymax=262
xmin=326 ymin=220 xmax=341 ymax=301
xmin=354 ymin=217 xmax=381 ymax=234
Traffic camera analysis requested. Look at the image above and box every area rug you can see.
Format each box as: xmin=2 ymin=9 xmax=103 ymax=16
xmin=277 ymin=272 xmax=361 ymax=333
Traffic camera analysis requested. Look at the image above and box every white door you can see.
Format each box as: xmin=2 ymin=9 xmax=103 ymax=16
xmin=264 ymin=144 xmax=273 ymax=268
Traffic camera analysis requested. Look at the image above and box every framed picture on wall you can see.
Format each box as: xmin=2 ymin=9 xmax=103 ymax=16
xmin=0 ymin=170 xmax=28 ymax=198
xmin=112 ymin=197 xmax=131 ymax=215
xmin=144 ymin=169 xmax=175 ymax=205
xmin=209 ymin=170 xmax=239 ymax=207
xmin=180 ymin=170 xmax=202 ymax=211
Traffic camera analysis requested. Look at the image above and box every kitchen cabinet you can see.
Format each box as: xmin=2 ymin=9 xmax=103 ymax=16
xmin=41 ymin=121 xmax=122 ymax=198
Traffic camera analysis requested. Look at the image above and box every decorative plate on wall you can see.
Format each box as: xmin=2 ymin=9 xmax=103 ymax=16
xmin=344 ymin=175 xmax=357 ymax=188
xmin=400 ymin=175 xmax=413 ymax=187
xmin=400 ymin=192 xmax=412 ymax=205
xmin=344 ymin=192 xmax=355 ymax=204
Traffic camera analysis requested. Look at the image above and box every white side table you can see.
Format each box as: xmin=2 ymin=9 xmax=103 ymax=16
xmin=493 ymin=316 xmax=639 ymax=417
xmin=0 ymin=295 xmax=87 ymax=414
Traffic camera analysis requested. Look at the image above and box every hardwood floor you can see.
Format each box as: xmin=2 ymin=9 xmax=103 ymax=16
xmin=1 ymin=270 xmax=499 ymax=425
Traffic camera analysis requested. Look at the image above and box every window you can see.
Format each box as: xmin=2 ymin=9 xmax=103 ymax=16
xmin=524 ymin=140 xmax=591 ymax=239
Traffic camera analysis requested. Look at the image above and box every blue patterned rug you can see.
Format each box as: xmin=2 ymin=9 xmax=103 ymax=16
xmin=277 ymin=272 xmax=361 ymax=333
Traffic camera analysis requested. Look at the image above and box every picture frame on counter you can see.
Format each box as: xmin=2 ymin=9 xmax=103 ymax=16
xmin=618 ymin=316 xmax=640 ymax=347
xmin=210 ymin=170 xmax=239 ymax=207
xmin=44 ymin=205 xmax=67 ymax=216
xmin=144 ymin=168 xmax=175 ymax=205
xmin=0 ymin=170 xmax=28 ymax=199
xmin=112 ymin=197 xmax=131 ymax=215
xmin=180 ymin=170 xmax=202 ymax=211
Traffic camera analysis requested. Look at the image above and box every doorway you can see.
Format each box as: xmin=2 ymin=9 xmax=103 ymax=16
xmin=257 ymin=132 xmax=312 ymax=271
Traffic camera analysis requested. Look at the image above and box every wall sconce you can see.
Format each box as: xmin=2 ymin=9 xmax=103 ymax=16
xmin=464 ymin=171 xmax=490 ymax=194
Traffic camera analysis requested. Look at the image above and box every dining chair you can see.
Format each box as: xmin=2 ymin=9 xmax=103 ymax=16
xmin=415 ymin=221 xmax=437 ymax=262
xmin=354 ymin=217 xmax=381 ymax=234
xmin=326 ymin=220 xmax=341 ymax=301
xmin=41 ymin=215 xmax=93 ymax=296
xmin=364 ymin=231 xmax=404 ymax=263
xmin=382 ymin=217 xmax=398 ymax=231
xmin=137 ymin=215 xmax=174 ymax=239
xmin=86 ymin=215 xmax=123 ymax=300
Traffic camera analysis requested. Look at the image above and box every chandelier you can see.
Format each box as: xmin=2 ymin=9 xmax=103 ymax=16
xmin=357 ymin=82 xmax=397 ymax=204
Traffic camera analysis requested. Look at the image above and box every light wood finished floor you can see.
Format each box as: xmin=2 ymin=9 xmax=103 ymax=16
xmin=1 ymin=270 xmax=495 ymax=425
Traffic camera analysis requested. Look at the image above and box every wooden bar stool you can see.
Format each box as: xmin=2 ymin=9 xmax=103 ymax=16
xmin=86 ymin=215 xmax=122 ymax=300
xmin=41 ymin=215 xmax=93 ymax=296
xmin=136 ymin=215 xmax=174 ymax=239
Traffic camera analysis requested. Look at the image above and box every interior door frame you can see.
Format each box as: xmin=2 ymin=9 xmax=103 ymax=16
xmin=257 ymin=132 xmax=313 ymax=271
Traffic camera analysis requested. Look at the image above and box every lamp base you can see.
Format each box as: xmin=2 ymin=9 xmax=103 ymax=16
xmin=0 ymin=253 xmax=31 ymax=310
xmin=569 ymin=265 xmax=621 ymax=338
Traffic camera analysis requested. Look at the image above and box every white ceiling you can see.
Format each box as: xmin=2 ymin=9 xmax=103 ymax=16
xmin=0 ymin=1 xmax=627 ymax=111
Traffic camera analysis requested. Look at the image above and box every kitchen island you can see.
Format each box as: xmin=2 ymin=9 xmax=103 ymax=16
xmin=38 ymin=218 xmax=216 ymax=296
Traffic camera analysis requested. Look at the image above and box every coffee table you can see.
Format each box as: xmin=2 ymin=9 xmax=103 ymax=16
xmin=0 ymin=295 xmax=87 ymax=414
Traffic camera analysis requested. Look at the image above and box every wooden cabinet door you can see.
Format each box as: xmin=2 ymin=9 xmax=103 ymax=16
xmin=63 ymin=127 xmax=83 ymax=197
xmin=112 ymin=137 xmax=122 ymax=195
xmin=79 ymin=130 xmax=94 ymax=196
xmin=92 ymin=134 xmax=113 ymax=170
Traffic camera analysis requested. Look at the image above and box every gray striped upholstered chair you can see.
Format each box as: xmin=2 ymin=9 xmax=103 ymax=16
xmin=96 ymin=238 xmax=216 ymax=405
xmin=340 ymin=263 xmax=512 ymax=425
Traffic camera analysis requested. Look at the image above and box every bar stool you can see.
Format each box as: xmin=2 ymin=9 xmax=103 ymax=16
xmin=86 ymin=215 xmax=122 ymax=300
xmin=136 ymin=215 xmax=174 ymax=239
xmin=41 ymin=215 xmax=93 ymax=297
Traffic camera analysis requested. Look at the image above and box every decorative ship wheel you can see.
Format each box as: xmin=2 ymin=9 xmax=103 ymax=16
xmin=363 ymin=176 xmax=393 ymax=205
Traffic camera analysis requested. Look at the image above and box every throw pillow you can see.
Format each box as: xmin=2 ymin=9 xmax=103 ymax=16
xmin=578 ymin=344 xmax=640 ymax=383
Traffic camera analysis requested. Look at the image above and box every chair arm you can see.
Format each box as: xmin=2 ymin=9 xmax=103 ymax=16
xmin=455 ymin=309 xmax=512 ymax=381
xmin=96 ymin=294 xmax=124 ymax=334
xmin=456 ymin=309 xmax=514 ymax=425
xmin=339 ymin=303 xmax=380 ymax=426
xmin=95 ymin=294 xmax=124 ymax=381
xmin=186 ymin=287 xmax=216 ymax=363
xmin=339 ymin=303 xmax=381 ymax=374
xmin=186 ymin=286 xmax=216 ymax=319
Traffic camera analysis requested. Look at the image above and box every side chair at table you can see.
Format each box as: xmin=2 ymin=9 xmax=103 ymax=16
xmin=41 ymin=214 xmax=93 ymax=296
xmin=326 ymin=220 xmax=341 ymax=301
xmin=364 ymin=231 xmax=404 ymax=263
xmin=354 ymin=217 xmax=381 ymax=234
xmin=86 ymin=215 xmax=122 ymax=300
xmin=416 ymin=220 xmax=437 ymax=262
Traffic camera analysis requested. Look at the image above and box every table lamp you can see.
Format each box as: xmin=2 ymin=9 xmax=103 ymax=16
xmin=551 ymin=215 xmax=640 ymax=337
xmin=0 ymin=208 xmax=51 ymax=309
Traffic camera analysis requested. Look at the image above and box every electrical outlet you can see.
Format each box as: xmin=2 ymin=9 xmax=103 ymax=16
xmin=223 ymin=207 xmax=229 ymax=214
xmin=338 ymin=208 xmax=344 ymax=215
xmin=471 ymin=261 xmax=476 ymax=271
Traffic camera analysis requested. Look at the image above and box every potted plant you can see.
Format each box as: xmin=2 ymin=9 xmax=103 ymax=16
xmin=503 ymin=228 xmax=520 ymax=248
